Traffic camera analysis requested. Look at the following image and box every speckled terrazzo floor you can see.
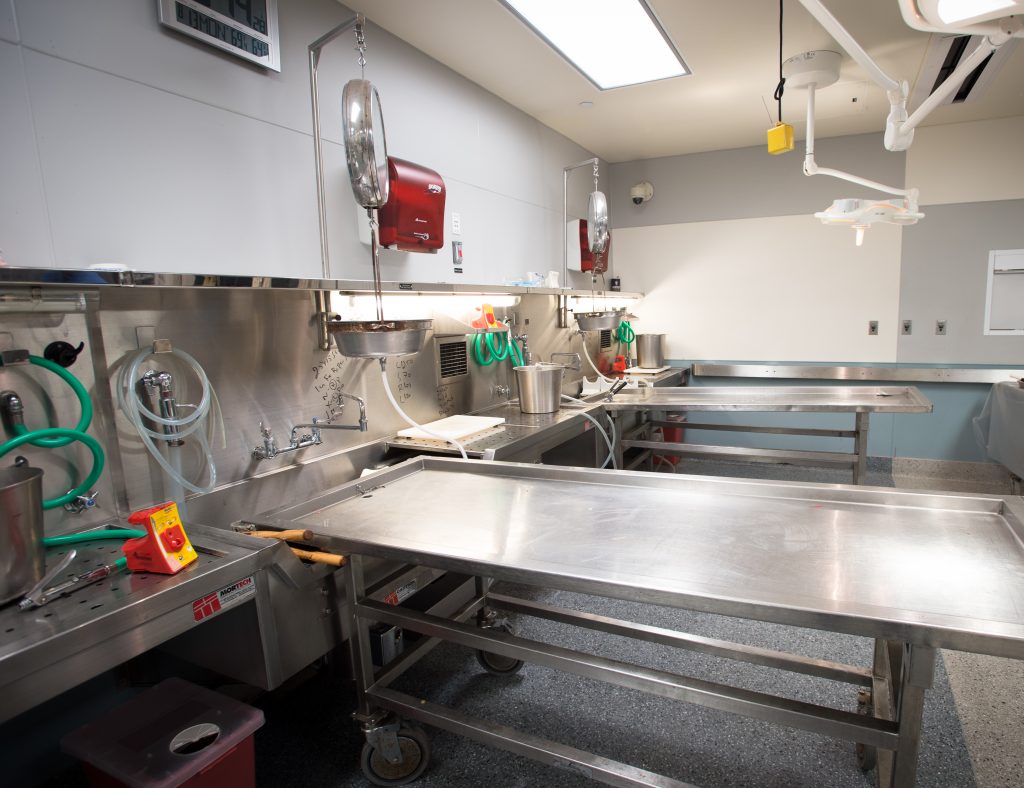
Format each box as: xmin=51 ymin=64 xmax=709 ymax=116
xmin=252 ymin=585 xmax=975 ymax=787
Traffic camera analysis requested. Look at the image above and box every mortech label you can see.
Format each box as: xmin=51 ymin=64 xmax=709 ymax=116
xmin=192 ymin=576 xmax=256 ymax=622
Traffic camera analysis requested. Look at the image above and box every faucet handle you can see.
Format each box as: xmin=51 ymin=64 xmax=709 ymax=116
xmin=260 ymin=421 xmax=272 ymax=438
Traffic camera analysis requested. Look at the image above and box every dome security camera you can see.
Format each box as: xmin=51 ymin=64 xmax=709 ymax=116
xmin=630 ymin=181 xmax=654 ymax=205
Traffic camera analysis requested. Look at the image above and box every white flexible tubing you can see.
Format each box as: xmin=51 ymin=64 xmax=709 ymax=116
xmin=117 ymin=348 xmax=217 ymax=494
xmin=561 ymin=395 xmax=616 ymax=470
xmin=380 ymin=362 xmax=468 ymax=460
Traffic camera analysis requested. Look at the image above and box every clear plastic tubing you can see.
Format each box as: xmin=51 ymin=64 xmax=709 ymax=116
xmin=117 ymin=347 xmax=217 ymax=495
xmin=580 ymin=331 xmax=615 ymax=384
xmin=380 ymin=359 xmax=469 ymax=460
xmin=561 ymin=395 xmax=616 ymax=470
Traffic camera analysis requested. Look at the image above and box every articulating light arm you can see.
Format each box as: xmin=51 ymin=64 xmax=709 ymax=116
xmin=802 ymin=84 xmax=916 ymax=205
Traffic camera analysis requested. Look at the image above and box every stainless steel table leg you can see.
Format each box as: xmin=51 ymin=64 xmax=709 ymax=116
xmin=883 ymin=644 xmax=936 ymax=788
xmin=344 ymin=555 xmax=378 ymax=720
xmin=854 ymin=412 xmax=870 ymax=484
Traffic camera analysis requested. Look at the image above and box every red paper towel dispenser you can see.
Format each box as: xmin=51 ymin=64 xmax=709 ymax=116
xmin=378 ymin=157 xmax=445 ymax=252
xmin=567 ymin=219 xmax=611 ymax=274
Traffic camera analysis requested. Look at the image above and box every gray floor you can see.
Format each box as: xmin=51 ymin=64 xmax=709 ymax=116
xmin=252 ymin=457 xmax=1012 ymax=787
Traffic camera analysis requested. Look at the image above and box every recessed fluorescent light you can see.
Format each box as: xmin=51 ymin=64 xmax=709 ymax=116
xmin=499 ymin=0 xmax=688 ymax=90
xmin=937 ymin=0 xmax=1014 ymax=23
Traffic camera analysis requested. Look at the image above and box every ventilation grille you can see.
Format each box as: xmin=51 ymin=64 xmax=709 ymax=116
xmin=600 ymin=329 xmax=612 ymax=349
xmin=438 ymin=339 xmax=469 ymax=379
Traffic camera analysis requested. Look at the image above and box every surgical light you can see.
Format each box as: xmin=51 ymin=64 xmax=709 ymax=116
xmin=938 ymin=0 xmax=1015 ymax=23
xmin=498 ymin=0 xmax=688 ymax=90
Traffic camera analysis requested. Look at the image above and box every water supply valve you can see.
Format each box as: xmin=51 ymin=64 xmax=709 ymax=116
xmin=44 ymin=340 xmax=85 ymax=368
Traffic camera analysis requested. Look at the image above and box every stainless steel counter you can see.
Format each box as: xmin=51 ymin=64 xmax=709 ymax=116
xmin=0 ymin=523 xmax=288 ymax=724
xmin=250 ymin=457 xmax=1024 ymax=787
xmin=603 ymin=385 xmax=933 ymax=412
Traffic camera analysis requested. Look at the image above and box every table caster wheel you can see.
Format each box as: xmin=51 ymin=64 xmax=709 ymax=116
xmin=855 ymin=689 xmax=877 ymax=772
xmin=476 ymin=621 xmax=524 ymax=675
xmin=360 ymin=723 xmax=430 ymax=786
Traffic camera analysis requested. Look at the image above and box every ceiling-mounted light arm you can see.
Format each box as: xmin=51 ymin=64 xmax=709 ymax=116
xmin=802 ymin=84 xmax=917 ymax=206
xmin=562 ymin=157 xmax=600 ymax=285
xmin=797 ymin=1 xmax=1020 ymax=152
xmin=796 ymin=0 xmax=901 ymax=93
xmin=900 ymin=24 xmax=1016 ymax=136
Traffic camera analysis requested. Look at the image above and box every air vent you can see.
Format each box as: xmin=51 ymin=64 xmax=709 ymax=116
xmin=910 ymin=34 xmax=1017 ymax=112
xmin=437 ymin=338 xmax=468 ymax=379
xmin=600 ymin=329 xmax=612 ymax=349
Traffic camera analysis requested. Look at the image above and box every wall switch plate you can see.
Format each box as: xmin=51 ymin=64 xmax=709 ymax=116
xmin=451 ymin=213 xmax=462 ymax=235
xmin=936 ymin=320 xmax=947 ymax=335
xmin=901 ymin=320 xmax=912 ymax=335
xmin=868 ymin=321 xmax=879 ymax=335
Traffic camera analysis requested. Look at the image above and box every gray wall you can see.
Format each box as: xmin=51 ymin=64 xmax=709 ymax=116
xmin=897 ymin=199 xmax=1024 ymax=364
xmin=0 ymin=0 xmax=602 ymax=288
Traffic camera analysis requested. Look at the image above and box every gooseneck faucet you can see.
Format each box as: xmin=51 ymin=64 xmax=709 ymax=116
xmin=253 ymin=391 xmax=368 ymax=461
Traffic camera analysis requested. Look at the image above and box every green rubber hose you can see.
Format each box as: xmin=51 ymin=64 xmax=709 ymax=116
xmin=10 ymin=356 xmax=93 ymax=448
xmin=0 ymin=427 xmax=105 ymax=510
xmin=472 ymin=331 xmax=524 ymax=367
xmin=42 ymin=529 xmax=145 ymax=547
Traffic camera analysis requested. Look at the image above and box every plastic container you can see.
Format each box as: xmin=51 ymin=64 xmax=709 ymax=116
xmin=62 ymin=678 xmax=264 ymax=788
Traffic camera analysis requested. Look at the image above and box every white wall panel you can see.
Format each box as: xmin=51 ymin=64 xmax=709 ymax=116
xmin=23 ymin=50 xmax=321 ymax=276
xmin=0 ymin=41 xmax=53 ymax=268
xmin=619 ymin=215 xmax=902 ymax=362
xmin=906 ymin=117 xmax=1024 ymax=206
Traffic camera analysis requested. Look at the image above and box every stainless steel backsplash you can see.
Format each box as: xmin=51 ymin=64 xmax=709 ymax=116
xmin=1 ymin=286 xmax=614 ymax=533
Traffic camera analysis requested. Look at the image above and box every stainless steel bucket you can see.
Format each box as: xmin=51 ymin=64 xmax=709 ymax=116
xmin=0 ymin=466 xmax=44 ymax=606
xmin=514 ymin=364 xmax=565 ymax=414
xmin=636 ymin=334 xmax=665 ymax=369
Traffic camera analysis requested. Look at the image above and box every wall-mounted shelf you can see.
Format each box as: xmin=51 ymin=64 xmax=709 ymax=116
xmin=0 ymin=268 xmax=643 ymax=299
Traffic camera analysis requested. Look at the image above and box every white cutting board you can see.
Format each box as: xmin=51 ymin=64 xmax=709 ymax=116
xmin=397 ymin=415 xmax=505 ymax=441
xmin=624 ymin=366 xmax=671 ymax=374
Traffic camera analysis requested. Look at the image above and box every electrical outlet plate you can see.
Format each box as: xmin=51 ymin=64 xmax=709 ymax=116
xmin=936 ymin=320 xmax=947 ymax=335
xmin=868 ymin=320 xmax=879 ymax=335
xmin=901 ymin=320 xmax=912 ymax=335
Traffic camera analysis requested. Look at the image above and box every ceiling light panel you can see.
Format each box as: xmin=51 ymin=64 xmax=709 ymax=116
xmin=499 ymin=0 xmax=688 ymax=90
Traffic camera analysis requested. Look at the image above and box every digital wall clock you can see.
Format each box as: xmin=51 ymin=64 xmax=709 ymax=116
xmin=158 ymin=0 xmax=281 ymax=72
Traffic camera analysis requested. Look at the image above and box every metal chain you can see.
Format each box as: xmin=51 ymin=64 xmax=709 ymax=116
xmin=355 ymin=22 xmax=366 ymax=78
xmin=593 ymin=161 xmax=599 ymax=191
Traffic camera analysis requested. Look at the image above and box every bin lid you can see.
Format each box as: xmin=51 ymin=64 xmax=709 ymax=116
xmin=61 ymin=678 xmax=264 ymax=788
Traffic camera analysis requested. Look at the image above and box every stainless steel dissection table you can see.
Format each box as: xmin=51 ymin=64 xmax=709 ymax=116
xmin=604 ymin=386 xmax=933 ymax=483
xmin=254 ymin=457 xmax=1024 ymax=787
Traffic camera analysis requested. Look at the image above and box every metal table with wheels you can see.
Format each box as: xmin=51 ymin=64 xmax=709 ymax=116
xmin=603 ymin=385 xmax=933 ymax=483
xmin=249 ymin=457 xmax=1024 ymax=787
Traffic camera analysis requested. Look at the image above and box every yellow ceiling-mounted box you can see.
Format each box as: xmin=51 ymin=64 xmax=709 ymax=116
xmin=767 ymin=122 xmax=794 ymax=155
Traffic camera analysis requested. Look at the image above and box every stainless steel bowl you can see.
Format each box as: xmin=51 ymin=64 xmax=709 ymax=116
xmin=328 ymin=319 xmax=431 ymax=358
xmin=575 ymin=310 xmax=624 ymax=332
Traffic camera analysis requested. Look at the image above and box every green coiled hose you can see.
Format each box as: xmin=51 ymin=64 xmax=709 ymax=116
xmin=472 ymin=331 xmax=524 ymax=368
xmin=0 ymin=427 xmax=105 ymax=510
xmin=42 ymin=529 xmax=145 ymax=547
xmin=614 ymin=320 xmax=635 ymax=359
xmin=1 ymin=355 xmax=105 ymax=510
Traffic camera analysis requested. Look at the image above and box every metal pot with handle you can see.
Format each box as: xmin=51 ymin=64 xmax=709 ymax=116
xmin=0 ymin=465 xmax=44 ymax=605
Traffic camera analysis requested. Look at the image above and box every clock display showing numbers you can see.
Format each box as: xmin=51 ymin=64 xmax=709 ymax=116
xmin=158 ymin=0 xmax=281 ymax=72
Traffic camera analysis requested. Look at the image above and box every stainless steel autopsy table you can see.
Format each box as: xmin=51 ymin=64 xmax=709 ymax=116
xmin=604 ymin=386 xmax=933 ymax=483
xmin=249 ymin=457 xmax=1024 ymax=787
